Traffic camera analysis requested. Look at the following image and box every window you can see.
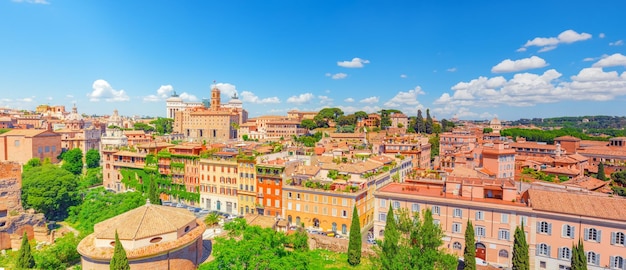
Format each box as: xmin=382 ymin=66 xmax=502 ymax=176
xmin=498 ymin=249 xmax=509 ymax=258
xmin=538 ymin=221 xmax=552 ymax=235
xmin=501 ymin=213 xmax=509 ymax=224
xmin=452 ymin=242 xmax=462 ymax=250
xmin=540 ymin=261 xmax=546 ymax=268
xmin=287 ymin=202 xmax=292 ymax=210
xmin=332 ymin=208 xmax=337 ymax=217
xmin=288 ymin=192 xmax=292 ymax=199
xmin=297 ymin=193 xmax=301 ymax=200
xmin=558 ymin=247 xmax=571 ymax=260
xmin=411 ymin=203 xmax=419 ymax=212
xmin=432 ymin=205 xmax=440 ymax=216
xmin=275 ymin=200 xmax=279 ymax=208
xmin=498 ymin=229 xmax=510 ymax=241
xmin=452 ymin=222 xmax=462 ymax=233
xmin=380 ymin=199 xmax=387 ymax=207
xmin=379 ymin=213 xmax=387 ymax=222
xmin=585 ymin=228 xmax=601 ymax=242
xmin=275 ymin=189 xmax=279 ymax=196
xmin=537 ymin=243 xmax=550 ymax=256
xmin=611 ymin=232 xmax=625 ymax=246
xmin=14 ymin=140 xmax=19 ymax=147
xmin=562 ymin=224 xmax=575 ymax=239
xmin=475 ymin=211 xmax=484 ymax=221
xmin=341 ymin=224 xmax=347 ymax=234
xmin=610 ymin=256 xmax=624 ymax=269
xmin=295 ymin=203 xmax=300 ymax=211
xmin=519 ymin=215 xmax=528 ymax=226
xmin=342 ymin=210 xmax=347 ymax=218
xmin=433 ymin=219 xmax=440 ymax=226
xmin=587 ymin=251 xmax=599 ymax=266
xmin=475 ymin=226 xmax=486 ymax=237
xmin=392 ymin=201 xmax=400 ymax=209
xmin=342 ymin=199 xmax=347 ymax=206
xmin=453 ymin=208 xmax=462 ymax=218
xmin=332 ymin=198 xmax=337 ymax=205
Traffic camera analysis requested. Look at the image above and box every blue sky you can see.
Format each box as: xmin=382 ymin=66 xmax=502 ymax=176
xmin=1 ymin=0 xmax=626 ymax=121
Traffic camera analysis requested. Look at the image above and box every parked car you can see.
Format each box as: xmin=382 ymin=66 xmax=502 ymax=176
xmin=367 ymin=238 xmax=377 ymax=245
xmin=198 ymin=209 xmax=210 ymax=215
xmin=175 ymin=203 xmax=187 ymax=208
xmin=161 ymin=201 xmax=172 ymax=207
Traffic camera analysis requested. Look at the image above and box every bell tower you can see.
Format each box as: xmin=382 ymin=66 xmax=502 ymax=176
xmin=210 ymin=82 xmax=221 ymax=110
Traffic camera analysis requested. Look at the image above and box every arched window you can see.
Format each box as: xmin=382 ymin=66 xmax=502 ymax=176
xmin=611 ymin=256 xmax=624 ymax=269
xmin=585 ymin=228 xmax=600 ymax=242
xmin=341 ymin=224 xmax=347 ymax=234
xmin=498 ymin=249 xmax=509 ymax=258
xmin=295 ymin=216 xmax=301 ymax=226
xmin=611 ymin=231 xmax=625 ymax=245
xmin=587 ymin=251 xmax=598 ymax=265
xmin=288 ymin=215 xmax=293 ymax=225
xmin=558 ymin=247 xmax=571 ymax=260
xmin=332 ymin=222 xmax=337 ymax=232
xmin=379 ymin=229 xmax=384 ymax=237
xmin=537 ymin=243 xmax=550 ymax=256
xmin=452 ymin=242 xmax=462 ymax=250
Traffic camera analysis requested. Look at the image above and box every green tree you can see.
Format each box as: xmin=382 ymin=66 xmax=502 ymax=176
xmin=597 ymin=162 xmax=607 ymax=180
xmin=425 ymin=109 xmax=433 ymax=134
xmin=110 ymin=231 xmax=130 ymax=270
xmin=415 ymin=109 xmax=425 ymax=133
xmin=429 ymin=134 xmax=440 ymax=160
xmin=61 ymin=148 xmax=83 ymax=175
xmin=354 ymin=111 xmax=368 ymax=120
xmin=204 ymin=212 xmax=221 ymax=227
xmin=16 ymin=231 xmax=35 ymax=269
xmin=347 ymin=205 xmax=362 ymax=266
xmin=79 ymin=167 xmax=103 ymax=189
xmin=512 ymin=225 xmax=529 ymax=270
xmin=379 ymin=204 xmax=399 ymax=269
xmin=300 ymin=119 xmax=317 ymax=130
xmin=149 ymin=117 xmax=174 ymax=135
xmin=133 ymin=122 xmax=155 ymax=132
xmin=147 ymin=174 xmax=161 ymax=205
xmin=464 ymin=220 xmax=476 ymax=270
xmin=483 ymin=127 xmax=493 ymax=133
xmin=571 ymin=239 xmax=587 ymax=270
xmin=22 ymin=164 xmax=81 ymax=220
xmin=86 ymin=149 xmax=101 ymax=169
xmin=23 ymin=158 xmax=41 ymax=172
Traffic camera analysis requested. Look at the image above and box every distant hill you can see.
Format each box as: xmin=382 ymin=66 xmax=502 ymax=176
xmin=510 ymin=115 xmax=626 ymax=130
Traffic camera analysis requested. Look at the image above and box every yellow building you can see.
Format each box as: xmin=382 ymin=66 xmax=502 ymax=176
xmin=237 ymin=157 xmax=257 ymax=215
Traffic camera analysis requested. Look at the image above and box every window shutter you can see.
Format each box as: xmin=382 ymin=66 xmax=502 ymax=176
xmin=537 ymin=222 xmax=541 ymax=232
xmin=476 ymin=211 xmax=479 ymax=220
xmin=547 ymin=246 xmax=551 ymax=257
xmin=597 ymin=230 xmax=602 ymax=243
xmin=561 ymin=224 xmax=566 ymax=237
xmin=609 ymin=256 xmax=614 ymax=268
xmin=571 ymin=226 xmax=575 ymax=239
xmin=596 ymin=254 xmax=600 ymax=266
xmin=612 ymin=232 xmax=617 ymax=245
xmin=536 ymin=247 xmax=539 ymax=256
xmin=548 ymin=223 xmax=552 ymax=235
xmin=558 ymin=247 xmax=563 ymax=259
xmin=584 ymin=228 xmax=589 ymax=241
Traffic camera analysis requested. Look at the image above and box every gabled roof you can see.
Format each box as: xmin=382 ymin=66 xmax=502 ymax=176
xmin=0 ymin=129 xmax=58 ymax=137
xmin=528 ymin=189 xmax=626 ymax=222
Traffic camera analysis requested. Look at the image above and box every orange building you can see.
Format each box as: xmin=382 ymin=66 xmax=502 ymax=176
xmin=256 ymin=163 xmax=285 ymax=217
xmin=0 ymin=129 xmax=62 ymax=164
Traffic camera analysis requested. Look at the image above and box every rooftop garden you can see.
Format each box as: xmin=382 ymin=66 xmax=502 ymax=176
xmin=521 ymin=167 xmax=568 ymax=183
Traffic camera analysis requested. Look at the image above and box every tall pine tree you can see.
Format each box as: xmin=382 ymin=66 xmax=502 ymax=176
xmin=16 ymin=231 xmax=35 ymax=269
xmin=347 ymin=205 xmax=362 ymax=266
xmin=512 ymin=224 xmax=529 ymax=270
xmin=463 ymin=220 xmax=476 ymax=270
xmin=597 ymin=162 xmax=607 ymax=180
xmin=425 ymin=109 xmax=434 ymax=134
xmin=571 ymin=239 xmax=587 ymax=270
xmin=148 ymin=174 xmax=161 ymax=205
xmin=381 ymin=204 xmax=399 ymax=269
xmin=416 ymin=109 xmax=425 ymax=133
xmin=110 ymin=231 xmax=130 ymax=270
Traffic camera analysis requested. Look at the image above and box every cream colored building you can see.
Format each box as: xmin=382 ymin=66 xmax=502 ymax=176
xmin=199 ymin=157 xmax=239 ymax=214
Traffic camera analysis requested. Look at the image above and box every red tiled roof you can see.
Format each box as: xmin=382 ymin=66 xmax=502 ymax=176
xmin=528 ymin=189 xmax=626 ymax=222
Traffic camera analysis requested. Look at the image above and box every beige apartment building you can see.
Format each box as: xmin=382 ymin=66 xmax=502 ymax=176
xmin=199 ymin=157 xmax=239 ymax=214
xmin=0 ymin=129 xmax=62 ymax=164
xmin=237 ymin=158 xmax=257 ymax=215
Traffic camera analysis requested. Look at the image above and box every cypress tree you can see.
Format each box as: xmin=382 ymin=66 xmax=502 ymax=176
xmin=425 ymin=109 xmax=433 ymax=134
xmin=597 ymin=162 xmax=606 ymax=181
xmin=15 ymin=231 xmax=35 ymax=269
xmin=381 ymin=204 xmax=399 ymax=269
xmin=512 ymin=225 xmax=529 ymax=270
xmin=416 ymin=109 xmax=425 ymax=133
xmin=571 ymin=239 xmax=587 ymax=270
xmin=347 ymin=205 xmax=362 ymax=266
xmin=110 ymin=231 xmax=130 ymax=270
xmin=148 ymin=174 xmax=161 ymax=205
xmin=463 ymin=220 xmax=476 ymax=270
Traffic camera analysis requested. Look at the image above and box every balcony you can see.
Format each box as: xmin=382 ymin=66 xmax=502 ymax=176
xmin=258 ymin=192 xmax=264 ymax=198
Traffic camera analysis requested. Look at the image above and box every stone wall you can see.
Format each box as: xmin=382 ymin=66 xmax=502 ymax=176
xmin=0 ymin=162 xmax=22 ymax=212
xmin=308 ymin=234 xmax=375 ymax=257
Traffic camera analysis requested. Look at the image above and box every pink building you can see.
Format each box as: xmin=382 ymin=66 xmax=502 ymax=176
xmin=0 ymin=129 xmax=62 ymax=164
xmin=374 ymin=179 xmax=626 ymax=269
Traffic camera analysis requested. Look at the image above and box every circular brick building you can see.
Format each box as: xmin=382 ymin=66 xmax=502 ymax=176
xmin=77 ymin=200 xmax=206 ymax=270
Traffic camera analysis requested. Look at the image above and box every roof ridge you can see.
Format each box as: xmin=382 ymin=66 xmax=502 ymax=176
xmin=132 ymin=205 xmax=149 ymax=239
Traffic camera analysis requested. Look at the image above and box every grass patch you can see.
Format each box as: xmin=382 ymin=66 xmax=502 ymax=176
xmin=308 ymin=249 xmax=372 ymax=270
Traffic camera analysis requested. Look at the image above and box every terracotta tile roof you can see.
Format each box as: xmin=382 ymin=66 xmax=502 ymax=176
xmin=554 ymin=136 xmax=581 ymax=142
xmin=528 ymin=189 xmax=626 ymax=222
xmin=94 ymin=202 xmax=197 ymax=240
xmin=0 ymin=129 xmax=51 ymax=137
xmin=244 ymin=214 xmax=276 ymax=228
xmin=510 ymin=141 xmax=556 ymax=150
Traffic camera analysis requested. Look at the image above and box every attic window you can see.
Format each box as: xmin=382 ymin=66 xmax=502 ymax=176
xmin=150 ymin=237 xmax=163 ymax=243
xmin=109 ymin=241 xmax=116 ymax=247
xmin=184 ymin=226 xmax=190 ymax=232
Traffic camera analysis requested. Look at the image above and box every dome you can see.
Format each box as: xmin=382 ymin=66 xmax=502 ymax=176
xmin=93 ymin=200 xmax=197 ymax=243
xmin=490 ymin=117 xmax=501 ymax=125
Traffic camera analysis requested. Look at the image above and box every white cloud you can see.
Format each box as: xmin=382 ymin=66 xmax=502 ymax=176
xmin=609 ymin=40 xmax=624 ymax=46
xmin=447 ymin=67 xmax=457 ymax=72
xmin=593 ymin=53 xmax=626 ymax=67
xmin=240 ymin=91 xmax=280 ymax=104
xmin=214 ymin=83 xmax=238 ymax=97
xmin=66 ymin=94 xmax=74 ymax=98
xmin=46 ymin=96 xmax=53 ymax=101
xmin=179 ymin=92 xmax=198 ymax=102
xmin=516 ymin=47 xmax=527 ymax=52
xmin=599 ymin=33 xmax=606 ymax=38
xmin=143 ymin=85 xmax=174 ymax=102
xmin=523 ymin=29 xmax=592 ymax=51
xmin=325 ymin=72 xmax=348 ymax=79
xmin=318 ymin=95 xmax=333 ymax=105
xmin=359 ymin=96 xmax=379 ymax=104
xmin=12 ymin=0 xmax=49 ymax=4
xmin=383 ymin=86 xmax=425 ymax=109
xmin=344 ymin=98 xmax=355 ymax=103
xmin=287 ymin=93 xmax=314 ymax=104
xmin=337 ymin=57 xmax=370 ymax=68
xmin=19 ymin=97 xmax=34 ymax=102
xmin=435 ymin=66 xmax=626 ymax=118
xmin=491 ymin=56 xmax=548 ymax=73
xmin=400 ymin=74 xmax=407 ymax=78
xmin=583 ymin=57 xmax=595 ymax=62
xmin=87 ymin=79 xmax=129 ymax=102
